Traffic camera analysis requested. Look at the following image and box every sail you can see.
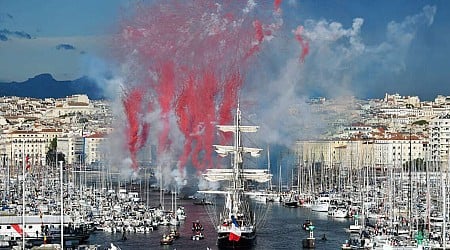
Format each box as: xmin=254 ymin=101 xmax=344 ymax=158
xmin=243 ymin=147 xmax=262 ymax=157
xmin=214 ymin=145 xmax=262 ymax=157
xmin=202 ymin=169 xmax=271 ymax=183
xmin=213 ymin=145 xmax=234 ymax=157
xmin=217 ymin=125 xmax=259 ymax=133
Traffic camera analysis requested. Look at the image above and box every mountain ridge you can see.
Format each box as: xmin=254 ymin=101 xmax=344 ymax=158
xmin=0 ymin=74 xmax=106 ymax=100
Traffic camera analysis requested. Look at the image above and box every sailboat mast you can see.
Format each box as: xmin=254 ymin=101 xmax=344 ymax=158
xmin=160 ymin=164 xmax=164 ymax=210
xmin=60 ymin=161 xmax=64 ymax=248
xmin=22 ymin=141 xmax=25 ymax=248
xmin=267 ymin=145 xmax=271 ymax=191
xmin=278 ymin=163 xmax=282 ymax=193
xmin=232 ymin=105 xmax=242 ymax=216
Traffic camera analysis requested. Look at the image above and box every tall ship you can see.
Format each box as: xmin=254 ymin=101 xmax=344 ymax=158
xmin=199 ymin=105 xmax=272 ymax=249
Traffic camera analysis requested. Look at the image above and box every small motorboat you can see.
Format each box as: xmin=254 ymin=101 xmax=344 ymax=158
xmin=284 ymin=200 xmax=299 ymax=208
xmin=191 ymin=220 xmax=205 ymax=240
xmin=169 ymin=229 xmax=180 ymax=239
xmin=191 ymin=232 xmax=205 ymax=241
xmin=160 ymin=234 xmax=174 ymax=245
xmin=108 ymin=243 xmax=122 ymax=250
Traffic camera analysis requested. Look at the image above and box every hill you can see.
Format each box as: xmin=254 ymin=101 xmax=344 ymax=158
xmin=0 ymin=74 xmax=106 ymax=100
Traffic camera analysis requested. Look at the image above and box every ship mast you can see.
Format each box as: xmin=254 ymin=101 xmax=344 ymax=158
xmin=232 ymin=104 xmax=244 ymax=217
xmin=200 ymin=104 xmax=272 ymax=220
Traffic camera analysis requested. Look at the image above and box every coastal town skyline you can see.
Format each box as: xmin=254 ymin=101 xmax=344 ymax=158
xmin=1 ymin=91 xmax=450 ymax=168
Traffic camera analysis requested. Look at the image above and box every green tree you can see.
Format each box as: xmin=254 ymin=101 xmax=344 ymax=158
xmin=46 ymin=137 xmax=65 ymax=166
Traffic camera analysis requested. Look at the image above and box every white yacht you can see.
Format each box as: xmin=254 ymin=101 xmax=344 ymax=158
xmin=311 ymin=194 xmax=331 ymax=212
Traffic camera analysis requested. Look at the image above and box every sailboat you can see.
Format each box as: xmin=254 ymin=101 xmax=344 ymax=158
xmin=199 ymin=105 xmax=272 ymax=249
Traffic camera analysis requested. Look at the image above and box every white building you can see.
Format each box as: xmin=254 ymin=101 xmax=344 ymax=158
xmin=58 ymin=134 xmax=84 ymax=166
xmin=84 ymin=132 xmax=108 ymax=165
xmin=296 ymin=135 xmax=426 ymax=172
xmin=44 ymin=94 xmax=94 ymax=118
xmin=1 ymin=128 xmax=63 ymax=169
xmin=373 ymin=134 xmax=425 ymax=168
xmin=430 ymin=113 xmax=450 ymax=164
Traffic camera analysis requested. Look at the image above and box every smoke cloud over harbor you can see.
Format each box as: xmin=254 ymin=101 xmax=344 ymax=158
xmin=83 ymin=1 xmax=437 ymax=191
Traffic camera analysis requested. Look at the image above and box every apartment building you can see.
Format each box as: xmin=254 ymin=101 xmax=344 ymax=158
xmin=1 ymin=129 xmax=62 ymax=169
xmin=430 ymin=113 xmax=450 ymax=164
xmin=296 ymin=134 xmax=425 ymax=171
xmin=84 ymin=132 xmax=108 ymax=165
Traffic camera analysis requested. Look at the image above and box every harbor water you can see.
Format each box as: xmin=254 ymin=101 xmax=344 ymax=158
xmin=86 ymin=198 xmax=351 ymax=250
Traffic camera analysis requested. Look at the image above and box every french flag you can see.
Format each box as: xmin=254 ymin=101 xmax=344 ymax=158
xmin=228 ymin=216 xmax=241 ymax=241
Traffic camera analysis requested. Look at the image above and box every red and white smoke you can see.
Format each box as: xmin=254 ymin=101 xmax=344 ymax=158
xmin=116 ymin=0 xmax=289 ymax=174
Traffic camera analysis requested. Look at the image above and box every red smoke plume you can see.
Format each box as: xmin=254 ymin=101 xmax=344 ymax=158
xmin=294 ymin=25 xmax=310 ymax=63
xmin=117 ymin=0 xmax=299 ymax=171
xmin=123 ymin=88 xmax=144 ymax=171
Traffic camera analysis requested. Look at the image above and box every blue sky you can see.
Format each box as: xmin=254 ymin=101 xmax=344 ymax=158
xmin=0 ymin=0 xmax=449 ymax=100
xmin=0 ymin=0 xmax=131 ymax=82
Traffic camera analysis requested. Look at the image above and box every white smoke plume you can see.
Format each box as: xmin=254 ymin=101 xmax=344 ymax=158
xmin=197 ymin=175 xmax=220 ymax=191
xmin=245 ymin=5 xmax=437 ymax=147
xmin=297 ymin=5 xmax=436 ymax=95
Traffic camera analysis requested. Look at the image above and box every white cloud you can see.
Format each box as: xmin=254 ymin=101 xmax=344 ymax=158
xmin=295 ymin=5 xmax=437 ymax=95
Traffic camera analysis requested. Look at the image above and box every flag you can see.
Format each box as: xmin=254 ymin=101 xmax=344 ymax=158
xmin=25 ymin=155 xmax=31 ymax=171
xmin=229 ymin=216 xmax=241 ymax=241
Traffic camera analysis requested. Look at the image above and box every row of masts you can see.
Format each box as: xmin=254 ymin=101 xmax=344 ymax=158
xmin=270 ymin=147 xmax=450 ymax=247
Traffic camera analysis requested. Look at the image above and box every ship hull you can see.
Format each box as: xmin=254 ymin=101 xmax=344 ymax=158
xmin=217 ymin=231 xmax=256 ymax=249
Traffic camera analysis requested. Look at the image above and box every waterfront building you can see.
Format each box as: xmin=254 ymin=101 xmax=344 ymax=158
xmin=430 ymin=113 xmax=450 ymax=164
xmin=1 ymin=128 xmax=62 ymax=170
xmin=58 ymin=133 xmax=84 ymax=166
xmin=373 ymin=133 xmax=425 ymax=169
xmin=84 ymin=132 xmax=108 ymax=165
xmin=294 ymin=129 xmax=427 ymax=192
